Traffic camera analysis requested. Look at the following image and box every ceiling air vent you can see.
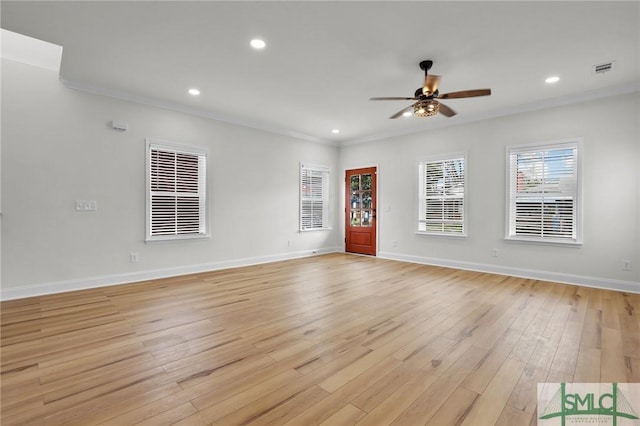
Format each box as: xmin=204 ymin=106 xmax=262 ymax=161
xmin=593 ymin=61 xmax=614 ymax=74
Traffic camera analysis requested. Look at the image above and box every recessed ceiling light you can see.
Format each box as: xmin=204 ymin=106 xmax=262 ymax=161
xmin=250 ymin=39 xmax=266 ymax=49
xmin=402 ymin=111 xmax=412 ymax=117
xmin=188 ymin=88 xmax=201 ymax=96
xmin=545 ymin=76 xmax=560 ymax=84
xmin=331 ymin=129 xmax=340 ymax=134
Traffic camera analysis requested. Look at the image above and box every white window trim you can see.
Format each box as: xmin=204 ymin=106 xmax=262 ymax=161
xmin=146 ymin=138 xmax=209 ymax=243
xmin=299 ymin=162 xmax=331 ymax=232
xmin=505 ymin=138 xmax=583 ymax=246
xmin=416 ymin=152 xmax=468 ymax=237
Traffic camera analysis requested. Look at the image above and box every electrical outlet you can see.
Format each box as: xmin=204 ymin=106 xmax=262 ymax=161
xmin=288 ymin=240 xmax=293 ymax=247
xmin=492 ymin=249 xmax=499 ymax=258
xmin=130 ymin=253 xmax=139 ymax=263
xmin=392 ymin=240 xmax=397 ymax=247
xmin=622 ymin=259 xmax=631 ymax=271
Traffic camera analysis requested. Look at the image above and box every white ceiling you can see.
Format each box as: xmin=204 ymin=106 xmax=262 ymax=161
xmin=2 ymin=1 xmax=639 ymax=144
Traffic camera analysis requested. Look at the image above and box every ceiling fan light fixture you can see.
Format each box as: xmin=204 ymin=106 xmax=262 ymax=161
xmin=414 ymin=100 xmax=439 ymax=117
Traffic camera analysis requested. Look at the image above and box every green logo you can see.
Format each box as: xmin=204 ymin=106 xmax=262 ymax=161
xmin=539 ymin=383 xmax=639 ymax=426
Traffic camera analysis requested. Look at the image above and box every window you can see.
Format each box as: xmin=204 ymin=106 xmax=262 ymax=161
xmin=146 ymin=139 xmax=208 ymax=242
xmin=418 ymin=154 xmax=466 ymax=235
xmin=300 ymin=163 xmax=330 ymax=231
xmin=507 ymin=140 xmax=581 ymax=244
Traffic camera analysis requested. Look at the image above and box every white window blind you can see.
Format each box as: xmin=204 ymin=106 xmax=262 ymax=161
xmin=418 ymin=155 xmax=466 ymax=235
xmin=146 ymin=139 xmax=208 ymax=241
xmin=507 ymin=141 xmax=581 ymax=244
xmin=300 ymin=163 xmax=330 ymax=231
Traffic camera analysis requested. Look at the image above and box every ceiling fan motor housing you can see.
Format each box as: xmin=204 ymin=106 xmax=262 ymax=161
xmin=419 ymin=60 xmax=433 ymax=71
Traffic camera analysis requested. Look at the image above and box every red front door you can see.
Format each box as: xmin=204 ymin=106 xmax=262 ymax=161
xmin=345 ymin=167 xmax=377 ymax=255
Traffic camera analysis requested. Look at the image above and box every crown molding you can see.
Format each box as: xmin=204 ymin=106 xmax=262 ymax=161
xmin=60 ymin=77 xmax=638 ymax=148
xmin=341 ymin=82 xmax=640 ymax=147
xmin=61 ymin=78 xmax=339 ymax=147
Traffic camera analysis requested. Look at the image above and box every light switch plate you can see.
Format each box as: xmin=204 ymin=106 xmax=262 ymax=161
xmin=76 ymin=200 xmax=97 ymax=211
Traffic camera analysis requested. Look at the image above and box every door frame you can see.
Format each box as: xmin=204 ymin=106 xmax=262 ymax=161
xmin=344 ymin=164 xmax=379 ymax=256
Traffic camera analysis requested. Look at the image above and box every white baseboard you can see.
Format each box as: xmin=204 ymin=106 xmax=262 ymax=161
xmin=378 ymin=252 xmax=640 ymax=294
xmin=0 ymin=247 xmax=341 ymax=301
xmin=4 ymin=248 xmax=637 ymax=300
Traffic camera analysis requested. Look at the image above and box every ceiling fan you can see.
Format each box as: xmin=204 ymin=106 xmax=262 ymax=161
xmin=370 ymin=60 xmax=491 ymax=119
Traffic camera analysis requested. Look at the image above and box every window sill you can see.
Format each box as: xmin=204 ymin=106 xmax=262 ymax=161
xmin=146 ymin=234 xmax=210 ymax=244
xmin=299 ymin=227 xmax=332 ymax=233
xmin=504 ymin=236 xmax=582 ymax=247
xmin=416 ymin=231 xmax=468 ymax=238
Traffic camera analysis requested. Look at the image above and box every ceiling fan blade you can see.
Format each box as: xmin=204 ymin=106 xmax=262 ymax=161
xmin=390 ymin=105 xmax=415 ymax=119
xmin=422 ymin=75 xmax=441 ymax=96
xmin=438 ymin=102 xmax=457 ymax=117
xmin=438 ymin=89 xmax=491 ymax=99
xmin=370 ymin=97 xmax=419 ymax=101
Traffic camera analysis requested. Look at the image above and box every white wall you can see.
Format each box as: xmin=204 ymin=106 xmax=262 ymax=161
xmin=1 ymin=59 xmax=341 ymax=299
xmin=2 ymin=57 xmax=638 ymax=300
xmin=340 ymin=92 xmax=640 ymax=292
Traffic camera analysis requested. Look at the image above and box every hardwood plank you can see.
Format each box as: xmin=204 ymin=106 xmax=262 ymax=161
xmin=318 ymin=404 xmax=366 ymax=426
xmin=426 ymin=386 xmax=479 ymax=426
xmin=549 ymin=320 xmax=582 ymax=376
xmin=0 ymin=253 xmax=637 ymax=426
xmin=460 ymin=328 xmax=522 ymax=394
xmin=354 ymin=369 xmax=438 ymax=426
xmin=240 ymin=385 xmax=329 ymax=426
xmin=580 ymin=308 xmax=602 ymax=349
xmin=496 ymin=404 xmax=533 ymax=426
xmin=389 ymin=343 xmax=489 ymax=425
xmin=460 ymin=357 xmax=526 ymax=426
xmin=351 ymin=362 xmax=419 ymax=414
xmin=573 ymin=345 xmax=601 ymax=382
xmin=134 ymin=402 xmax=198 ymax=426
xmin=600 ymin=326 xmax=628 ymax=382
xmin=66 ymin=382 xmax=188 ymax=426
xmin=283 ymin=356 xmax=402 ymax=426
xmin=506 ymin=364 xmax=548 ymax=413
xmin=186 ymin=369 xmax=302 ymax=421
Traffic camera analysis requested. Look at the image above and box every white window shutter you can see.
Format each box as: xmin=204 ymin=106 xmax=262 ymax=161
xmin=147 ymin=140 xmax=208 ymax=241
xmin=418 ymin=155 xmax=466 ymax=235
xmin=507 ymin=141 xmax=581 ymax=244
xmin=300 ymin=163 xmax=330 ymax=231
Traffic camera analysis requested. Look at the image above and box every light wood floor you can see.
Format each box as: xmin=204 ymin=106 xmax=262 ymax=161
xmin=1 ymin=253 xmax=639 ymax=425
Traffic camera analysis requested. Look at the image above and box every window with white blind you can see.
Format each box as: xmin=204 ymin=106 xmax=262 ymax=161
xmin=300 ymin=163 xmax=330 ymax=231
xmin=146 ymin=139 xmax=208 ymax=242
xmin=417 ymin=154 xmax=466 ymax=236
xmin=507 ymin=140 xmax=582 ymax=244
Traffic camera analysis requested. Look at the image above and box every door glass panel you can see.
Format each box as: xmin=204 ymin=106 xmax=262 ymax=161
xmin=350 ymin=175 xmax=360 ymax=191
xmin=362 ymin=191 xmax=372 ymax=209
xmin=350 ymin=192 xmax=361 ymax=209
xmin=362 ymin=174 xmax=372 ymax=190
xmin=350 ymin=210 xmax=361 ymax=227
xmin=362 ymin=210 xmax=372 ymax=227
xmin=348 ymin=172 xmax=374 ymax=228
